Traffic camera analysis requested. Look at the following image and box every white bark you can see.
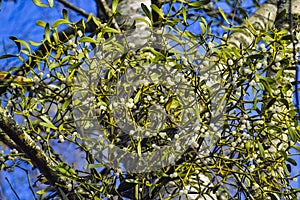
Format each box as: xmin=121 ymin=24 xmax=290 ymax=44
xmin=228 ymin=0 xmax=300 ymax=47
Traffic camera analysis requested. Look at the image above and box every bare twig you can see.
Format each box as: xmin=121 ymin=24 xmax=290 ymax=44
xmin=25 ymin=169 xmax=38 ymax=200
xmin=233 ymin=173 xmax=255 ymax=200
xmin=5 ymin=177 xmax=21 ymax=200
xmin=57 ymin=0 xmax=90 ymax=18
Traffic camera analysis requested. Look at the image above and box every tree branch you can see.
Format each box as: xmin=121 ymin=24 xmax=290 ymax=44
xmin=0 ymin=129 xmax=22 ymax=152
xmin=94 ymin=0 xmax=110 ymax=19
xmin=0 ymin=107 xmax=74 ymax=198
xmin=57 ymin=0 xmax=90 ymax=18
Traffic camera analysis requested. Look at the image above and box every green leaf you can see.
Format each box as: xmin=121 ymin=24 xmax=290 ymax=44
xmin=135 ymin=184 xmax=139 ymax=199
xmin=36 ymin=20 xmax=47 ymax=27
xmin=37 ymin=186 xmax=55 ymax=195
xmin=0 ymin=54 xmax=18 ymax=59
xmin=215 ymin=92 xmax=227 ymax=116
xmin=79 ymin=36 xmax=97 ymax=43
xmin=265 ymin=98 xmax=276 ymax=110
xmin=165 ymin=97 xmax=180 ymax=114
xmin=275 ymin=9 xmax=287 ymax=22
xmin=48 ymin=0 xmax=53 ymax=7
xmin=244 ymin=177 xmax=251 ymax=186
xmin=141 ymin=3 xmax=152 ymax=21
xmin=112 ymin=0 xmax=119 ymax=14
xmin=219 ymin=8 xmax=230 ymax=24
xmin=57 ymin=162 xmax=77 ymax=177
xmin=40 ymin=115 xmax=57 ymax=130
xmin=29 ymin=40 xmax=42 ymax=46
xmin=238 ymin=6 xmax=249 ymax=19
xmin=287 ymin=158 xmax=297 ymax=166
xmin=187 ymin=0 xmax=209 ymax=9
xmin=58 ymin=124 xmax=65 ymax=133
xmin=15 ymin=39 xmax=31 ymax=52
xmin=275 ymin=67 xmax=284 ymax=80
xmin=278 ymin=98 xmax=289 ymax=109
xmin=62 ymin=98 xmax=71 ymax=111
xmin=245 ymin=140 xmax=251 ymax=153
xmin=182 ymin=7 xmax=187 ymax=24
xmin=257 ymin=141 xmax=265 ymax=158
xmin=200 ymin=21 xmax=207 ymax=34
xmin=32 ymin=0 xmax=53 ymax=8
xmin=45 ymin=23 xmax=51 ymax=43
xmin=292 ymin=145 xmax=300 ymax=152
xmin=86 ymin=163 xmax=105 ymax=169
xmin=134 ymin=89 xmax=142 ymax=104
xmin=137 ymin=140 xmax=142 ymax=157
xmin=164 ymin=33 xmax=183 ymax=45
xmin=52 ymin=19 xmax=70 ymax=28
xmin=146 ymin=48 xmax=165 ymax=60
xmin=62 ymin=9 xmax=68 ymax=20
xmin=52 ymin=31 xmax=59 ymax=44
xmin=102 ymin=27 xmax=120 ymax=34
xmin=289 ymin=127 xmax=297 ymax=141
xmin=151 ymin=4 xmax=164 ymax=18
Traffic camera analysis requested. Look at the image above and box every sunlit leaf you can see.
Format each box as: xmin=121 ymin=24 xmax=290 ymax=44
xmin=40 ymin=115 xmax=57 ymax=130
xmin=102 ymin=27 xmax=120 ymax=34
xmin=257 ymin=141 xmax=265 ymax=158
xmin=37 ymin=186 xmax=55 ymax=195
xmin=86 ymin=163 xmax=105 ymax=169
xmin=32 ymin=0 xmax=53 ymax=8
xmin=62 ymin=8 xmax=68 ymax=20
xmin=218 ymin=8 xmax=230 ymax=25
xmin=52 ymin=19 xmax=70 ymax=28
xmin=79 ymin=36 xmax=97 ymax=43
xmin=36 ymin=20 xmax=47 ymax=27
xmin=44 ymin=23 xmax=51 ymax=42
xmin=112 ymin=0 xmax=119 ymax=14
xmin=151 ymin=4 xmax=164 ymax=19
xmin=15 ymin=39 xmax=31 ymax=52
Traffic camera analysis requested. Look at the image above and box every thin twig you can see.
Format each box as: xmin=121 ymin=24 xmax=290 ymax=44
xmin=232 ymin=173 xmax=255 ymax=200
xmin=5 ymin=177 xmax=21 ymax=200
xmin=26 ymin=169 xmax=38 ymax=200
xmin=57 ymin=0 xmax=90 ymax=18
